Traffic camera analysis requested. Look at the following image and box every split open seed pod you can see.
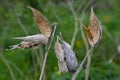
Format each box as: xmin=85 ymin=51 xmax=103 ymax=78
xmin=58 ymin=34 xmax=78 ymax=73
xmin=54 ymin=37 xmax=68 ymax=72
xmin=10 ymin=7 xmax=52 ymax=49
xmin=61 ymin=41 xmax=78 ymax=73
xmin=10 ymin=34 xmax=48 ymax=49
xmin=83 ymin=7 xmax=102 ymax=47
xmin=28 ymin=7 xmax=52 ymax=38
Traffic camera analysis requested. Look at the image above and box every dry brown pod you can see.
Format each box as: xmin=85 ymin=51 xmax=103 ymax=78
xmin=9 ymin=7 xmax=52 ymax=49
xmin=28 ymin=7 xmax=52 ymax=38
xmin=54 ymin=38 xmax=68 ymax=72
xmin=83 ymin=7 xmax=102 ymax=47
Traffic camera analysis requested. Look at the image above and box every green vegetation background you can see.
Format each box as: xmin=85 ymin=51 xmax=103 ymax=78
xmin=0 ymin=0 xmax=120 ymax=80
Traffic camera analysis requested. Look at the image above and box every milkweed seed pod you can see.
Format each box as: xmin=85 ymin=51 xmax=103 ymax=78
xmin=83 ymin=7 xmax=102 ymax=47
xmin=61 ymin=41 xmax=78 ymax=73
xmin=10 ymin=7 xmax=52 ymax=49
xmin=10 ymin=34 xmax=48 ymax=49
xmin=10 ymin=41 xmax=40 ymax=49
xmin=58 ymin=33 xmax=78 ymax=73
xmin=54 ymin=39 xmax=68 ymax=72
xmin=28 ymin=7 xmax=52 ymax=38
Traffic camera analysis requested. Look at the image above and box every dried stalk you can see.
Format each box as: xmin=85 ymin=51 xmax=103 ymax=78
xmin=85 ymin=53 xmax=91 ymax=80
xmin=79 ymin=16 xmax=90 ymax=80
xmin=71 ymin=47 xmax=94 ymax=80
xmin=13 ymin=6 xmax=28 ymax=35
xmin=67 ymin=0 xmax=92 ymax=80
xmin=7 ymin=61 xmax=28 ymax=80
xmin=81 ymin=0 xmax=95 ymax=79
xmin=108 ymin=52 xmax=119 ymax=63
xmin=67 ymin=0 xmax=78 ymax=48
xmin=39 ymin=23 xmax=57 ymax=80
xmin=0 ymin=53 xmax=16 ymax=80
xmin=31 ymin=50 xmax=37 ymax=80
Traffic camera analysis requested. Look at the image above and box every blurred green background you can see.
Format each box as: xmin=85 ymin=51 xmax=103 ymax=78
xmin=0 ymin=0 xmax=120 ymax=80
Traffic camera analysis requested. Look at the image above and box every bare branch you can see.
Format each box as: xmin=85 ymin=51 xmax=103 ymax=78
xmin=13 ymin=6 xmax=28 ymax=35
xmin=39 ymin=23 xmax=57 ymax=80
xmin=0 ymin=53 xmax=16 ymax=80
xmin=85 ymin=53 xmax=92 ymax=80
xmin=7 ymin=61 xmax=29 ymax=80
xmin=67 ymin=0 xmax=78 ymax=48
xmin=71 ymin=47 xmax=94 ymax=80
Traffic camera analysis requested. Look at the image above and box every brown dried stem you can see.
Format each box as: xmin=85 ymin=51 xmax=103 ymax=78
xmin=0 ymin=53 xmax=16 ymax=80
xmin=79 ymin=1 xmax=95 ymax=79
xmin=67 ymin=1 xmax=92 ymax=80
xmin=67 ymin=0 xmax=78 ymax=48
xmin=71 ymin=47 xmax=94 ymax=80
xmin=13 ymin=5 xmax=28 ymax=35
xmin=7 ymin=61 xmax=29 ymax=80
xmin=39 ymin=23 xmax=57 ymax=80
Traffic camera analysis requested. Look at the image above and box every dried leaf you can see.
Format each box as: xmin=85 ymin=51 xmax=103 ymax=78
xmin=28 ymin=7 xmax=52 ymax=37
xmin=54 ymin=39 xmax=68 ymax=72
xmin=84 ymin=7 xmax=102 ymax=47
xmin=10 ymin=34 xmax=48 ymax=49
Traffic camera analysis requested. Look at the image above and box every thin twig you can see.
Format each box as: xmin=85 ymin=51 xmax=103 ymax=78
xmin=0 ymin=53 xmax=16 ymax=80
xmin=84 ymin=0 xmax=94 ymax=79
xmin=108 ymin=53 xmax=119 ymax=63
xmin=39 ymin=47 xmax=47 ymax=80
xmin=79 ymin=15 xmax=91 ymax=80
xmin=71 ymin=20 xmax=78 ymax=48
xmin=71 ymin=47 xmax=94 ymax=80
xmin=67 ymin=0 xmax=76 ymax=17
xmin=7 ymin=61 xmax=29 ymax=80
xmin=39 ymin=23 xmax=57 ymax=80
xmin=76 ymin=0 xmax=87 ymax=13
xmin=67 ymin=0 xmax=78 ymax=48
xmin=31 ymin=50 xmax=37 ymax=80
xmin=13 ymin=6 xmax=28 ymax=35
xmin=85 ymin=53 xmax=91 ymax=80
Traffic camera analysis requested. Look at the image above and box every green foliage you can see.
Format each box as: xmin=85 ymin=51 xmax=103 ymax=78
xmin=51 ymin=62 xmax=120 ymax=80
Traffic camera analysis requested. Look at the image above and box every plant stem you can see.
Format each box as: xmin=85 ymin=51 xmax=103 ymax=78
xmin=67 ymin=0 xmax=78 ymax=48
xmin=0 ymin=53 xmax=16 ymax=80
xmin=71 ymin=47 xmax=94 ymax=80
xmin=85 ymin=53 xmax=92 ymax=80
xmin=39 ymin=23 xmax=57 ymax=80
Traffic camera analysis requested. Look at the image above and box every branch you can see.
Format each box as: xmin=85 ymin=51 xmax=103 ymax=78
xmin=108 ymin=52 xmax=119 ymax=63
xmin=84 ymin=0 xmax=95 ymax=79
xmin=39 ymin=23 xmax=57 ymax=80
xmin=71 ymin=47 xmax=94 ymax=80
xmin=31 ymin=50 xmax=37 ymax=80
xmin=7 ymin=61 xmax=29 ymax=80
xmin=0 ymin=53 xmax=16 ymax=80
xmin=67 ymin=0 xmax=78 ymax=48
xmin=12 ymin=5 xmax=28 ymax=35
xmin=85 ymin=53 xmax=92 ymax=80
